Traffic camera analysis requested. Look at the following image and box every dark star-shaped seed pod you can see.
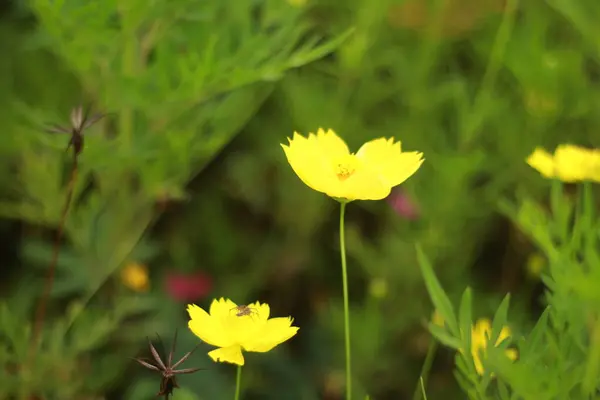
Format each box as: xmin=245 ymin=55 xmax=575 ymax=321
xmin=46 ymin=104 xmax=105 ymax=157
xmin=134 ymin=329 xmax=204 ymax=399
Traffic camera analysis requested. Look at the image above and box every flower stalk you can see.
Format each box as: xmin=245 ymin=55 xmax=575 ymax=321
xmin=339 ymin=202 xmax=352 ymax=400
xmin=234 ymin=365 xmax=242 ymax=400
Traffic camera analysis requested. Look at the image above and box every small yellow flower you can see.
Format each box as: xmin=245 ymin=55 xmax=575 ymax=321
xmin=526 ymin=253 xmax=546 ymax=279
xmin=523 ymin=89 xmax=558 ymax=117
xmin=120 ymin=262 xmax=150 ymax=292
xmin=468 ymin=319 xmax=518 ymax=375
xmin=431 ymin=310 xmax=445 ymax=328
xmin=368 ymin=278 xmax=388 ymax=299
xmin=281 ymin=129 xmax=424 ymax=201
xmin=526 ymin=145 xmax=600 ymax=182
xmin=187 ymin=298 xmax=299 ymax=366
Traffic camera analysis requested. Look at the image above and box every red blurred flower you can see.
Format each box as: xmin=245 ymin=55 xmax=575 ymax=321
xmin=165 ymin=271 xmax=212 ymax=302
xmin=387 ymin=188 xmax=420 ymax=220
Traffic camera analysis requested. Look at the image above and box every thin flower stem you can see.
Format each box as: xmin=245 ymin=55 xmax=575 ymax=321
xmin=583 ymin=315 xmax=600 ymax=395
xmin=411 ymin=340 xmax=438 ymax=400
xmin=339 ymin=202 xmax=352 ymax=400
xmin=234 ymin=365 xmax=242 ymax=400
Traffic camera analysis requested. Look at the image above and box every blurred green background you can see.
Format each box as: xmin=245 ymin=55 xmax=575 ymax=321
xmin=1 ymin=0 xmax=599 ymax=399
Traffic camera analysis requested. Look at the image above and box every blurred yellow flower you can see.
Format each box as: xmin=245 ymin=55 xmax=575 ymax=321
xmin=368 ymin=278 xmax=388 ymax=299
xmin=526 ymin=253 xmax=546 ymax=279
xmin=287 ymin=0 xmax=306 ymax=6
xmin=431 ymin=310 xmax=445 ymax=328
xmin=467 ymin=319 xmax=517 ymax=375
xmin=281 ymin=129 xmax=424 ymax=201
xmin=523 ymin=90 xmax=558 ymax=117
xmin=526 ymin=145 xmax=600 ymax=182
xmin=120 ymin=262 xmax=150 ymax=292
xmin=187 ymin=298 xmax=299 ymax=366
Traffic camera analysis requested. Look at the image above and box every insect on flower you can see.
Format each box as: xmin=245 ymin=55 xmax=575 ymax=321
xmin=46 ymin=104 xmax=105 ymax=158
xmin=134 ymin=329 xmax=204 ymax=399
xmin=231 ymin=304 xmax=260 ymax=318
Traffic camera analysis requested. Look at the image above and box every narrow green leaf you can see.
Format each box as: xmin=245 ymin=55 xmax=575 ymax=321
xmin=527 ymin=306 xmax=550 ymax=352
xmin=428 ymin=323 xmax=462 ymax=350
xmin=497 ymin=198 xmax=517 ymax=221
xmin=458 ymin=288 xmax=473 ymax=368
xmin=491 ymin=294 xmax=511 ymax=345
xmin=497 ymin=378 xmax=510 ymax=400
xmin=453 ymin=364 xmax=475 ymax=394
xmin=420 ymin=377 xmax=428 ymax=400
xmin=288 ymin=27 xmax=356 ymax=68
xmin=459 ymin=288 xmax=473 ymax=340
xmin=416 ymin=244 xmax=459 ymax=337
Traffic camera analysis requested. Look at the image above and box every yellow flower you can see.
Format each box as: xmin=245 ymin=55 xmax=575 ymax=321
xmin=281 ymin=129 xmax=424 ymax=201
xmin=526 ymin=253 xmax=546 ymax=279
xmin=187 ymin=298 xmax=299 ymax=366
xmin=368 ymin=278 xmax=388 ymax=299
xmin=120 ymin=262 xmax=150 ymax=292
xmin=526 ymin=145 xmax=600 ymax=182
xmin=431 ymin=310 xmax=445 ymax=328
xmin=468 ymin=319 xmax=518 ymax=375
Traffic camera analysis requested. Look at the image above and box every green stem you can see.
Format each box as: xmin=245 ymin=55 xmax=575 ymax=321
xmin=411 ymin=340 xmax=438 ymax=400
xmin=119 ymin=5 xmax=137 ymax=150
xmin=339 ymin=202 xmax=352 ymax=400
xmin=583 ymin=315 xmax=600 ymax=395
xmin=462 ymin=0 xmax=516 ymax=148
xmin=234 ymin=365 xmax=242 ymax=400
xmin=582 ymin=181 xmax=594 ymax=230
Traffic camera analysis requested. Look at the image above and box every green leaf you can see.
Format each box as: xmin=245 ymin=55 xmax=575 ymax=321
xmin=458 ymin=288 xmax=473 ymax=361
xmin=428 ymin=323 xmax=462 ymax=350
xmin=453 ymin=358 xmax=476 ymax=393
xmin=497 ymin=379 xmax=510 ymax=400
xmin=416 ymin=244 xmax=459 ymax=337
xmin=528 ymin=306 xmax=550 ymax=354
xmin=491 ymin=294 xmax=511 ymax=345
xmin=420 ymin=377 xmax=428 ymax=400
xmin=288 ymin=27 xmax=356 ymax=68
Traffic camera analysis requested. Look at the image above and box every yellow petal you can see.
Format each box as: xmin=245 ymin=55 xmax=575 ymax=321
xmin=356 ymin=137 xmax=424 ymax=187
xmin=332 ymin=167 xmax=391 ymax=200
xmin=473 ymin=351 xmax=485 ymax=376
xmin=209 ymin=297 xmax=239 ymax=318
xmin=495 ymin=325 xmax=512 ymax=346
xmin=315 ymin=128 xmax=350 ymax=158
xmin=526 ymin=147 xmax=555 ymax=178
xmin=473 ymin=319 xmax=492 ymax=341
xmin=554 ymin=144 xmax=594 ymax=182
xmin=243 ymin=317 xmax=299 ymax=352
xmin=187 ymin=304 xmax=235 ymax=348
xmin=505 ymin=348 xmax=518 ymax=361
xmin=247 ymin=301 xmax=270 ymax=321
xmin=208 ymin=345 xmax=245 ymax=366
xmin=281 ymin=134 xmax=338 ymax=195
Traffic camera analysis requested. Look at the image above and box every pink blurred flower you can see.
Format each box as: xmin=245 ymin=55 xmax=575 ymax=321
xmin=165 ymin=271 xmax=213 ymax=302
xmin=387 ymin=188 xmax=420 ymax=220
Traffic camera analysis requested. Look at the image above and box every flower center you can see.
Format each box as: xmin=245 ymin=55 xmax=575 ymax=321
xmin=335 ymin=156 xmax=358 ymax=181
xmin=336 ymin=164 xmax=355 ymax=180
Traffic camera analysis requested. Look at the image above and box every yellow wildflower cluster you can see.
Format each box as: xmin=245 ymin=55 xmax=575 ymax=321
xmin=468 ymin=319 xmax=518 ymax=376
xmin=431 ymin=311 xmax=517 ymax=376
xmin=527 ymin=144 xmax=600 ymax=182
